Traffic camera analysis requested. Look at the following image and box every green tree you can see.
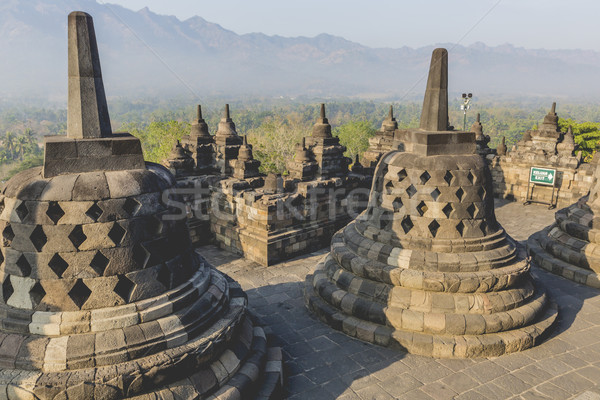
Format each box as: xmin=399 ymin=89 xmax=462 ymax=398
xmin=24 ymin=128 xmax=35 ymax=146
xmin=558 ymin=118 xmax=600 ymax=161
xmin=3 ymin=154 xmax=43 ymax=181
xmin=15 ymin=135 xmax=27 ymax=161
xmin=333 ymin=120 xmax=377 ymax=163
xmin=4 ymin=131 xmax=15 ymax=160
xmin=247 ymin=113 xmax=308 ymax=174
xmin=123 ymin=121 xmax=191 ymax=163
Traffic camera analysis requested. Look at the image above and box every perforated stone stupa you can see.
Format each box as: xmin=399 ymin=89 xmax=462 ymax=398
xmin=0 ymin=11 xmax=281 ymax=399
xmin=305 ymin=48 xmax=557 ymax=358
xmin=528 ymin=156 xmax=600 ymax=287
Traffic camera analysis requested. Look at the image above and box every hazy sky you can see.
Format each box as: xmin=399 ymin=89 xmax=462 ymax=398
xmin=104 ymin=0 xmax=599 ymax=50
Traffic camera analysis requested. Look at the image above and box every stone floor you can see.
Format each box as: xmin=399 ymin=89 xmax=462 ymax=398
xmin=199 ymin=199 xmax=600 ymax=400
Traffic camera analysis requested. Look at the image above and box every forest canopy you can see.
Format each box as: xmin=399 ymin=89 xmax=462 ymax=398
xmin=1 ymin=99 xmax=600 ymax=178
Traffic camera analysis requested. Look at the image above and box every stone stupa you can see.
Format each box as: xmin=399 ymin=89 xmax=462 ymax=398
xmin=528 ymin=154 xmax=600 ymax=287
xmin=0 ymin=12 xmax=281 ymax=399
xmin=471 ymin=113 xmax=495 ymax=158
xmin=213 ymin=104 xmax=244 ymax=176
xmin=180 ymin=105 xmax=216 ymax=175
xmin=305 ymin=48 xmax=557 ymax=358
xmin=302 ymin=104 xmax=351 ymax=179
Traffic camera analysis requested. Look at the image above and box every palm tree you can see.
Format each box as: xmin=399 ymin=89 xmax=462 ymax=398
xmin=4 ymin=132 xmax=15 ymax=160
xmin=24 ymin=128 xmax=35 ymax=146
xmin=16 ymin=135 xmax=27 ymax=161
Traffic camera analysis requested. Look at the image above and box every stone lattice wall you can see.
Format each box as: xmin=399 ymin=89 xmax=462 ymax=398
xmin=0 ymin=166 xmax=193 ymax=312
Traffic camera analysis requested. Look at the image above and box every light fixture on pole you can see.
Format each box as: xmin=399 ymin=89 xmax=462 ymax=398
xmin=461 ymin=92 xmax=473 ymax=131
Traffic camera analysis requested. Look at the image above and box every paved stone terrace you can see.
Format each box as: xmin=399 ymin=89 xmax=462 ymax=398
xmin=200 ymin=199 xmax=600 ymax=400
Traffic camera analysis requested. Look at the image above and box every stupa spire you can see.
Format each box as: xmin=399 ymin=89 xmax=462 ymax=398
xmin=190 ymin=104 xmax=210 ymax=138
xmin=382 ymin=105 xmax=398 ymax=132
xmin=312 ymin=103 xmax=331 ymax=138
xmin=238 ymin=135 xmax=253 ymax=161
xmin=216 ymin=103 xmax=238 ymax=137
xmin=67 ymin=11 xmax=112 ymax=139
xmin=471 ymin=112 xmax=484 ymax=139
xmin=540 ymin=101 xmax=559 ymax=131
xmin=44 ymin=11 xmax=145 ymax=178
xmin=419 ymin=48 xmax=449 ymax=132
xmin=312 ymin=103 xmax=332 ymax=138
xmin=564 ymin=125 xmax=575 ymax=144
xmin=295 ymin=137 xmax=313 ymax=163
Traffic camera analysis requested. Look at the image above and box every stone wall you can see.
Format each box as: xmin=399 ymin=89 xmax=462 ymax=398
xmin=489 ymin=103 xmax=590 ymax=208
xmin=200 ymin=175 xmax=370 ymax=266
xmin=489 ymin=155 xmax=594 ymax=207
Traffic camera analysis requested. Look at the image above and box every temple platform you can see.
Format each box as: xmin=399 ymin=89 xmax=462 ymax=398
xmin=201 ymin=199 xmax=600 ymax=399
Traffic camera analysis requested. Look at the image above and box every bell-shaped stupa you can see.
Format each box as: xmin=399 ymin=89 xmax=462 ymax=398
xmin=301 ymin=104 xmax=351 ymax=179
xmin=471 ymin=113 xmax=494 ymax=158
xmin=180 ymin=105 xmax=216 ymax=174
xmin=528 ymin=155 xmax=600 ymax=287
xmin=305 ymin=48 xmax=557 ymax=358
xmin=0 ymin=12 xmax=281 ymax=398
xmin=363 ymin=106 xmax=401 ymax=168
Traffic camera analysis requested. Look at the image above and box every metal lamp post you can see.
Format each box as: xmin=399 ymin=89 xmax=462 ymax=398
xmin=461 ymin=93 xmax=473 ymax=131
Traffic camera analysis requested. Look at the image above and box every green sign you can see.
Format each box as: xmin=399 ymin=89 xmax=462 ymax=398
xmin=529 ymin=167 xmax=556 ymax=186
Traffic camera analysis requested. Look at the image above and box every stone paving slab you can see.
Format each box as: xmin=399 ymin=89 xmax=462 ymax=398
xmin=200 ymin=199 xmax=600 ymax=399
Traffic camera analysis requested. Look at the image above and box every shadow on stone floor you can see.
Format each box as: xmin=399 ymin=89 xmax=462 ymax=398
xmin=199 ymin=191 xmax=600 ymax=398
xmin=516 ymin=233 xmax=600 ymax=343
xmin=493 ymin=197 xmax=514 ymax=210
xmin=200 ymin=247 xmax=402 ymax=398
xmin=203 ymin=243 xmax=600 ymax=399
xmin=532 ymin=266 xmax=600 ymax=340
xmin=243 ymin=281 xmax=407 ymax=399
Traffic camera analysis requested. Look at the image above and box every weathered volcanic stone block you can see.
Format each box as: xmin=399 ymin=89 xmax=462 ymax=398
xmin=43 ymin=135 xmax=145 ymax=178
xmin=67 ymin=11 xmax=111 ymax=139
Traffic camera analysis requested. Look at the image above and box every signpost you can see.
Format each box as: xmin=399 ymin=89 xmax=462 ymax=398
xmin=524 ymin=167 xmax=557 ymax=209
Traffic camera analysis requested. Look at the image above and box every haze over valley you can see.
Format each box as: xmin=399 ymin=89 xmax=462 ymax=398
xmin=2 ymin=0 xmax=600 ymax=102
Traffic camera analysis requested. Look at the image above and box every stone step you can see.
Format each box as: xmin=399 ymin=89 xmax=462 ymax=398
xmin=306 ymin=272 xmax=558 ymax=358
xmin=528 ymin=230 xmax=600 ymax=288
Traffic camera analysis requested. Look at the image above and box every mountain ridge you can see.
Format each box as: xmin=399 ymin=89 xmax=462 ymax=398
xmin=2 ymin=0 xmax=600 ymax=101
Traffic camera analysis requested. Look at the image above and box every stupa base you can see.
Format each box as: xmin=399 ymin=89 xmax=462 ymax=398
xmin=128 ymin=321 xmax=283 ymax=400
xmin=529 ymin=229 xmax=600 ymax=288
xmin=0 ymin=268 xmax=282 ymax=400
xmin=306 ymin=257 xmax=558 ymax=359
xmin=528 ymin=201 xmax=600 ymax=288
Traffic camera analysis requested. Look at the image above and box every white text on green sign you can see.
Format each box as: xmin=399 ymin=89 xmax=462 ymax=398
xmin=529 ymin=167 xmax=556 ymax=185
